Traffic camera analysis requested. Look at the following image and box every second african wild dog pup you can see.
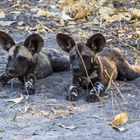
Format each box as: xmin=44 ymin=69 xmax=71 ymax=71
xmin=0 ymin=31 xmax=70 ymax=95
xmin=56 ymin=33 xmax=140 ymax=102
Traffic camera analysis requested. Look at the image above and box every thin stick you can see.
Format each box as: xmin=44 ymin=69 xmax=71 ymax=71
xmin=114 ymin=96 xmax=121 ymax=113
xmin=104 ymin=69 xmax=127 ymax=102
xmin=105 ymin=68 xmax=115 ymax=91
xmin=90 ymin=115 xmax=110 ymax=123
xmin=37 ymin=19 xmax=53 ymax=33
xmin=114 ymin=93 xmax=128 ymax=113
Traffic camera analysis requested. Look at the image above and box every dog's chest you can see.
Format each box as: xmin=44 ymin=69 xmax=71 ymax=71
xmin=77 ymin=69 xmax=99 ymax=88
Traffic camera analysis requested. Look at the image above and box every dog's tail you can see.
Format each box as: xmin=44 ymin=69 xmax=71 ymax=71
xmin=118 ymin=59 xmax=140 ymax=80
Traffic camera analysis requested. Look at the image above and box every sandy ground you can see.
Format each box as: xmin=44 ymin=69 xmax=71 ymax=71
xmin=0 ymin=34 xmax=140 ymax=140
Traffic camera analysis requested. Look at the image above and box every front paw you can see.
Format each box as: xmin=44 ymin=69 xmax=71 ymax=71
xmin=25 ymin=79 xmax=35 ymax=95
xmin=66 ymin=92 xmax=78 ymax=101
xmin=25 ymin=85 xmax=35 ymax=95
xmin=86 ymin=93 xmax=99 ymax=102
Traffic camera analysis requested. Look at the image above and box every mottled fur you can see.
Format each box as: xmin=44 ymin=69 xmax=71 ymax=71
xmin=0 ymin=31 xmax=70 ymax=94
xmin=57 ymin=33 xmax=140 ymax=102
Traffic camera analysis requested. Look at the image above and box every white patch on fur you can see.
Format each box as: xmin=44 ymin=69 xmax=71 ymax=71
xmin=91 ymin=70 xmax=98 ymax=79
xmin=71 ymin=92 xmax=78 ymax=97
xmin=90 ymin=82 xmax=104 ymax=95
xmin=8 ymin=45 xmax=15 ymax=56
xmin=90 ymin=89 xmax=94 ymax=95
xmin=96 ymin=82 xmax=104 ymax=92
xmin=25 ymin=79 xmax=33 ymax=88
xmin=17 ymin=46 xmax=32 ymax=60
xmin=69 ymin=85 xmax=77 ymax=92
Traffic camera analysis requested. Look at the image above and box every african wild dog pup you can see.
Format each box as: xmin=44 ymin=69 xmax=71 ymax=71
xmin=56 ymin=33 xmax=140 ymax=102
xmin=0 ymin=31 xmax=70 ymax=95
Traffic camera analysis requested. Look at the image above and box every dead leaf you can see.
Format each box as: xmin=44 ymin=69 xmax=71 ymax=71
xmin=17 ymin=21 xmax=24 ymax=26
xmin=36 ymin=9 xmax=54 ymax=18
xmin=10 ymin=11 xmax=21 ymax=16
xmin=6 ymin=94 xmax=29 ymax=108
xmin=0 ymin=11 xmax=5 ymax=18
xmin=92 ymin=18 xmax=100 ymax=25
xmin=49 ymin=108 xmax=72 ymax=119
xmin=32 ymin=110 xmax=49 ymax=116
xmin=106 ymin=12 xmax=131 ymax=23
xmin=12 ymin=2 xmax=30 ymax=9
xmin=129 ymin=8 xmax=140 ymax=20
xmin=111 ymin=112 xmax=128 ymax=126
xmin=112 ymin=125 xmax=126 ymax=132
xmin=0 ymin=21 xmax=17 ymax=26
xmin=98 ymin=0 xmax=109 ymax=6
xmin=29 ymin=20 xmax=53 ymax=33
xmin=73 ymin=7 xmax=85 ymax=20
xmin=98 ymin=6 xmax=114 ymax=21
xmin=74 ymin=6 xmax=93 ymax=20
xmin=57 ymin=124 xmax=78 ymax=130
xmin=135 ymin=30 xmax=140 ymax=38
xmin=61 ymin=11 xmax=72 ymax=20
xmin=37 ymin=9 xmax=48 ymax=16
xmin=60 ymin=0 xmax=96 ymax=20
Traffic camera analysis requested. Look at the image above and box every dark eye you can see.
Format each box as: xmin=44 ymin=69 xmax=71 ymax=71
xmin=18 ymin=56 xmax=26 ymax=62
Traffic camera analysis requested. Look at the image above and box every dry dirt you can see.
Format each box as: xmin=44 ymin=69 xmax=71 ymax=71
xmin=0 ymin=33 xmax=140 ymax=140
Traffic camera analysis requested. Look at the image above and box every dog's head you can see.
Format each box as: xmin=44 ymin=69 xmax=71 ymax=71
xmin=56 ymin=33 xmax=106 ymax=76
xmin=0 ymin=31 xmax=44 ymax=77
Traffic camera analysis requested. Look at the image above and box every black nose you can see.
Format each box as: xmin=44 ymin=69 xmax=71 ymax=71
xmin=73 ymin=66 xmax=80 ymax=72
xmin=7 ymin=67 xmax=15 ymax=74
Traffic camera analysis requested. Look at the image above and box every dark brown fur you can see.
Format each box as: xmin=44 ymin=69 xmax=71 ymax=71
xmin=0 ymin=31 xmax=70 ymax=95
xmin=56 ymin=33 xmax=140 ymax=102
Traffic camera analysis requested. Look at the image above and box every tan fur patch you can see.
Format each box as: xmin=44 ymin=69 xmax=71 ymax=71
xmin=8 ymin=45 xmax=15 ymax=56
xmin=17 ymin=46 xmax=32 ymax=60
xmin=8 ymin=44 xmax=33 ymax=60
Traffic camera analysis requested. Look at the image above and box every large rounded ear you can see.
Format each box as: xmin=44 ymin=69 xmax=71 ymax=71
xmin=23 ymin=34 xmax=44 ymax=54
xmin=0 ymin=31 xmax=15 ymax=51
xmin=56 ymin=33 xmax=75 ymax=53
xmin=86 ymin=33 xmax=106 ymax=53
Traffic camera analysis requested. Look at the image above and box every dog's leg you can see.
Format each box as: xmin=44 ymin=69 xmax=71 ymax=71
xmin=0 ymin=72 xmax=12 ymax=85
xmin=66 ymin=76 xmax=80 ymax=101
xmin=86 ymin=82 xmax=106 ymax=102
xmin=24 ymin=74 xmax=35 ymax=95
